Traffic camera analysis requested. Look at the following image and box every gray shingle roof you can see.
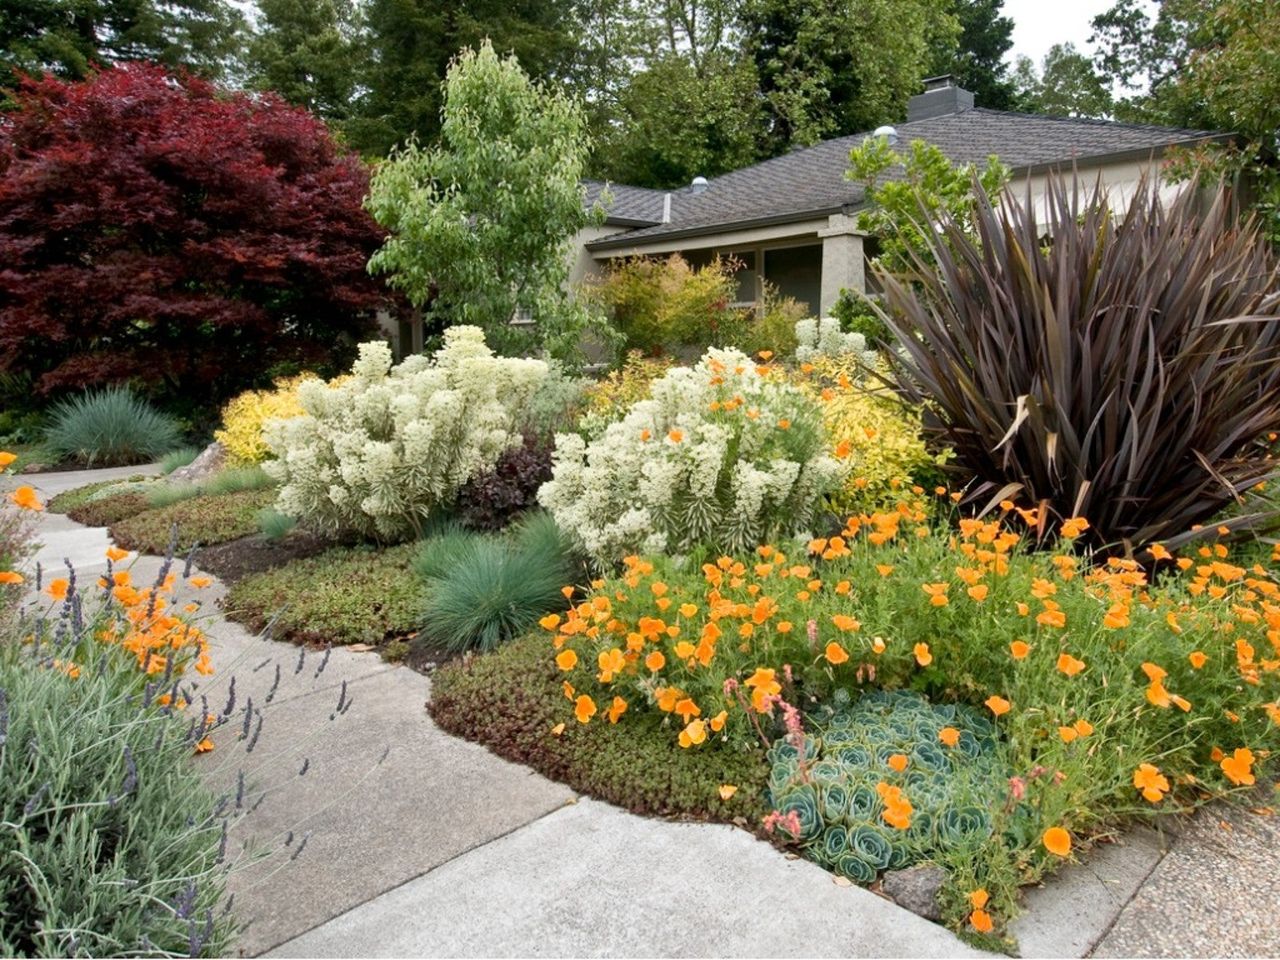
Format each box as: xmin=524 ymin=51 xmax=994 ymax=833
xmin=583 ymin=180 xmax=669 ymax=226
xmin=588 ymin=108 xmax=1225 ymax=248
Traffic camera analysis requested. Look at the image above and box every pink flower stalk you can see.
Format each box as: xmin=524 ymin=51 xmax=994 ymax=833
xmin=1008 ymin=776 xmax=1027 ymax=801
xmin=763 ymin=809 xmax=803 ymax=838
xmin=806 ymin=619 xmax=818 ymax=652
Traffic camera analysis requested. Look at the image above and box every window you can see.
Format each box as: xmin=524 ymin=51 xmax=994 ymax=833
xmin=763 ymin=245 xmax=822 ymax=314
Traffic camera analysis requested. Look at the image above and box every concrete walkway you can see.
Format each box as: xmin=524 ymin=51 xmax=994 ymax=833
xmin=7 ymin=465 xmax=983 ymax=959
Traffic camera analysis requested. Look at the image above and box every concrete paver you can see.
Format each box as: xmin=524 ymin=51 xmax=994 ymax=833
xmin=1011 ymin=826 xmax=1170 ymax=958
xmin=1091 ymin=797 xmax=1280 ymax=958
xmin=269 ymin=798 xmax=990 ymax=959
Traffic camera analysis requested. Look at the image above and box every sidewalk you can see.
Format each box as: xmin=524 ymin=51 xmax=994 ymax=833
xmin=9 ymin=465 xmax=983 ymax=959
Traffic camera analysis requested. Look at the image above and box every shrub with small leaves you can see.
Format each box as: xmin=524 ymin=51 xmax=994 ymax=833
xmin=456 ymin=434 xmax=554 ymax=532
xmin=265 ymin=328 xmax=546 ymax=542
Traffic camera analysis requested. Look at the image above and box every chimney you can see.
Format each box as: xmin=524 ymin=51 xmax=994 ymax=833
xmin=662 ymin=193 xmax=672 ymax=223
xmin=906 ymin=75 xmax=974 ymax=122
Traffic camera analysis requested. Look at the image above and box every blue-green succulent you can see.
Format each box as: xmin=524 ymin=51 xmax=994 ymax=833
xmin=767 ymin=689 xmax=1008 ymax=884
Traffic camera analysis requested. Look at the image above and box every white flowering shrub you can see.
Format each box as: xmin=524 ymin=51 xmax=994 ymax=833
xmin=795 ymin=316 xmax=879 ymax=368
xmin=264 ymin=327 xmax=547 ymax=541
xmin=538 ymin=348 xmax=847 ymax=564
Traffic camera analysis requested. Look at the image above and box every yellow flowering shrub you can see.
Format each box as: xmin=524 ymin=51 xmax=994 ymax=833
xmin=540 ymin=495 xmax=1280 ymax=934
xmin=214 ymin=374 xmax=333 ymax=465
xmin=578 ymin=352 xmax=673 ymax=436
xmin=795 ymin=357 xmax=948 ymax=515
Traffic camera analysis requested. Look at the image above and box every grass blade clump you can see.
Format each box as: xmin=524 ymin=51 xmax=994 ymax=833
xmin=256 ymin=507 xmax=297 ymax=542
xmin=159 ymin=445 xmax=200 ymax=475
xmin=415 ymin=512 xmax=576 ymax=653
xmin=43 ymin=386 xmax=182 ymax=467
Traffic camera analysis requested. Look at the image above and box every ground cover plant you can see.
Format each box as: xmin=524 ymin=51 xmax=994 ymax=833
xmin=222 ymin=543 xmax=420 ymax=646
xmin=527 ymin=495 xmax=1280 ymax=938
xmin=430 ymin=632 xmax=770 ymax=821
xmin=265 ymin=327 xmax=546 ymax=541
xmin=42 ymin=386 xmax=182 ymax=467
xmin=47 ymin=477 xmax=149 ymax=515
xmin=109 ymin=487 xmax=277 ymax=554
xmin=879 ymin=178 xmax=1280 ymax=549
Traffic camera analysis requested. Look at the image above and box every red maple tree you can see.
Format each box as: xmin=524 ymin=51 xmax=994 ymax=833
xmin=0 ymin=63 xmax=392 ymax=410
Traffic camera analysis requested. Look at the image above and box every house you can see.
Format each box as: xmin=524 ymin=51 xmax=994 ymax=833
xmin=571 ymin=76 xmax=1229 ymax=317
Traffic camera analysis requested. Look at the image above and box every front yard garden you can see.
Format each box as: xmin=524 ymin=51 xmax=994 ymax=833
xmin=15 ymin=174 xmax=1280 ymax=953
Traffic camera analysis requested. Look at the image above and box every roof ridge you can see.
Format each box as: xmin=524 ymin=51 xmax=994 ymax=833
xmin=960 ymin=106 xmax=1221 ymax=138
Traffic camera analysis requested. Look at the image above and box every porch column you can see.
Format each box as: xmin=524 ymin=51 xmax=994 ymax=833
xmin=817 ymin=213 xmax=866 ymax=315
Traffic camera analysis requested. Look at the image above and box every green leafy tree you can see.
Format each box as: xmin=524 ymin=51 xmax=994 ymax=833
xmin=741 ymin=0 xmax=959 ymax=151
xmin=348 ymin=0 xmax=580 ymax=155
xmin=1011 ymin=43 xmax=1113 ymax=119
xmin=930 ymin=0 xmax=1016 ymax=110
xmin=365 ymin=42 xmax=610 ymax=362
xmin=244 ymin=0 xmax=362 ymax=121
xmin=593 ymin=52 xmax=762 ymax=188
xmin=0 ymin=0 xmax=243 ymax=81
xmin=847 ymin=135 xmax=1009 ymax=276
xmin=1091 ymin=0 xmax=1280 ymax=243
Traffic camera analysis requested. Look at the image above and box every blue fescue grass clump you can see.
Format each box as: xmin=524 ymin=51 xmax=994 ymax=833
xmin=256 ymin=507 xmax=297 ymax=542
xmin=414 ymin=512 xmax=578 ymax=653
xmin=43 ymin=386 xmax=182 ymax=467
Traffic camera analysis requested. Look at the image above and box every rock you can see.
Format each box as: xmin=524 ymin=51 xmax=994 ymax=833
xmin=168 ymin=442 xmax=227 ymax=484
xmin=882 ymin=864 xmax=947 ymax=922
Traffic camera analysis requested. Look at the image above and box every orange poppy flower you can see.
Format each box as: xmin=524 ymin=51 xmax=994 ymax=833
xmin=824 ymin=642 xmax=849 ymax=665
xmin=939 ymin=726 xmax=960 ymax=747
xmin=970 ymin=910 xmax=994 ymax=934
xmin=555 ymin=649 xmax=578 ymax=671
xmin=887 ymin=753 xmax=909 ymax=772
xmin=194 ymin=738 xmax=215 ymax=754
xmin=1060 ymin=517 xmax=1090 ymax=538
xmin=106 ymin=546 xmax=129 ymax=563
xmin=0 ymin=571 xmax=23 ymax=585
xmin=46 ymin=578 xmax=69 ymax=601
xmin=1188 ymin=651 xmax=1208 ymax=669
xmin=574 ymin=695 xmax=597 ymax=724
xmin=921 ymin=582 xmax=949 ymax=606
xmin=645 ymin=650 xmax=666 ymax=672
xmin=540 ymin=613 xmax=561 ymax=631
xmin=831 ymin=614 xmax=860 ymax=632
xmin=1074 ymin=719 xmax=1094 ymax=737
xmin=0 ymin=451 xmax=16 ymax=470
xmin=1221 ymin=747 xmax=1256 ymax=786
xmin=967 ymin=584 xmax=989 ymax=602
xmin=10 ymin=486 xmax=44 ymax=512
xmin=913 ymin=643 xmax=933 ymax=666
xmin=985 ymin=695 xmax=1011 ymax=717
xmin=1133 ymin=763 xmax=1170 ymax=803
xmin=678 ymin=718 xmax=707 ymax=748
xmin=1058 ymin=725 xmax=1079 ymax=743
xmin=1042 ymin=826 xmax=1072 ymax=857
xmin=1009 ymin=640 xmax=1030 ymax=660
xmin=668 ymin=429 xmax=683 ymax=443
xmin=709 ymin=710 xmax=728 ymax=732
xmin=606 ymin=696 xmax=628 ymax=724
xmin=718 ymin=784 xmax=738 ymax=800
xmin=189 ymin=576 xmax=212 ymax=589
xmin=1056 ymin=653 xmax=1086 ymax=677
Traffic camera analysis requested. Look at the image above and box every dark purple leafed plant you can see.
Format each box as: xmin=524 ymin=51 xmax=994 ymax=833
xmin=877 ymin=175 xmax=1280 ymax=549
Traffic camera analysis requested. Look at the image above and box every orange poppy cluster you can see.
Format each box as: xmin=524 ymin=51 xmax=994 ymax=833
xmin=541 ymin=487 xmax=1280 ymax=935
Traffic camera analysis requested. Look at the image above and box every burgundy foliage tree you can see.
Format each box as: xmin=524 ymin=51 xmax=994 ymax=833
xmin=0 ymin=63 xmax=391 ymax=411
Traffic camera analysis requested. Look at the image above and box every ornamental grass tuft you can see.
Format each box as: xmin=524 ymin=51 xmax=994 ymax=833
xmin=414 ymin=512 xmax=578 ymax=653
xmin=43 ymin=385 xmax=182 ymax=467
xmin=878 ymin=176 xmax=1280 ymax=548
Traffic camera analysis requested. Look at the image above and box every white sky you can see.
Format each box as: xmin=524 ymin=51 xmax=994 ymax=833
xmin=1002 ymin=0 xmax=1155 ymax=69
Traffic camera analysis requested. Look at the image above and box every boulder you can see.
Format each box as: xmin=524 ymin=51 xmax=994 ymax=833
xmin=168 ymin=442 xmax=227 ymax=484
xmin=882 ymin=864 xmax=947 ymax=922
